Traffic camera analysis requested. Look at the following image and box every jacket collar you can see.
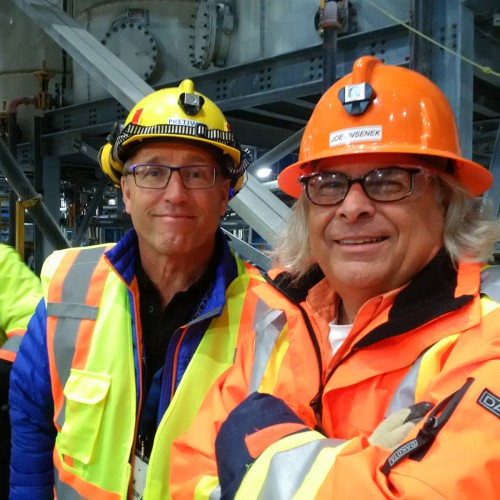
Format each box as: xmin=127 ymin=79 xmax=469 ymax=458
xmin=265 ymin=264 xmax=324 ymax=304
xmin=353 ymin=250 xmax=476 ymax=349
xmin=105 ymin=227 xmax=238 ymax=316
xmin=267 ymin=250 xmax=479 ymax=348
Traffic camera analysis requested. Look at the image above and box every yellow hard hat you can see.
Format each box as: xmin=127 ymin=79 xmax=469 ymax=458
xmin=99 ymin=79 xmax=250 ymax=194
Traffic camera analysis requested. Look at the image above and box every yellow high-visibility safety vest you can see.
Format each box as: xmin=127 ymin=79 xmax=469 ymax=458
xmin=43 ymin=244 xmax=263 ymax=499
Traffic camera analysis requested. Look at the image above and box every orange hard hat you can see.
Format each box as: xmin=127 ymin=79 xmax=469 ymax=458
xmin=278 ymin=56 xmax=493 ymax=198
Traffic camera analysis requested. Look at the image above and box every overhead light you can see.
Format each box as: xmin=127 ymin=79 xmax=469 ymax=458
xmin=256 ymin=167 xmax=272 ymax=179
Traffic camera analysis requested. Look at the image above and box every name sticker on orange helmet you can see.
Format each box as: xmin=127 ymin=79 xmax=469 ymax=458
xmin=329 ymin=125 xmax=382 ymax=147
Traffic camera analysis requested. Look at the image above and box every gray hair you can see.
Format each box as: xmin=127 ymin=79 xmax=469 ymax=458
xmin=270 ymin=175 xmax=500 ymax=283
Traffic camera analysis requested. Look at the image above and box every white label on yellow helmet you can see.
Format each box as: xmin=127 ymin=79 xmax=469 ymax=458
xmin=168 ymin=117 xmax=201 ymax=128
xmin=329 ymin=126 xmax=382 ymax=147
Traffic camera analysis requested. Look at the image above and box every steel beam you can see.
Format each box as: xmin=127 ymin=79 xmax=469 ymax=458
xmin=11 ymin=0 xmax=153 ymax=111
xmin=229 ymin=173 xmax=290 ymax=243
xmin=247 ymin=127 xmax=304 ymax=176
xmin=484 ymin=124 xmax=500 ymax=219
xmin=231 ymin=129 xmax=304 ymax=241
xmin=229 ymin=131 xmax=305 ymax=242
xmin=0 ymin=137 xmax=70 ymax=250
xmin=40 ymin=23 xmax=411 ymax=138
xmin=11 ymin=0 xmax=293 ymax=243
xmin=221 ymin=229 xmax=271 ymax=271
xmin=73 ymin=178 xmax=108 ymax=246
xmin=422 ymin=0 xmax=474 ymax=158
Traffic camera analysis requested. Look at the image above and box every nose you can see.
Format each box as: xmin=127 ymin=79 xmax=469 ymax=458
xmin=336 ymin=182 xmax=376 ymax=222
xmin=162 ymin=170 xmax=189 ymax=202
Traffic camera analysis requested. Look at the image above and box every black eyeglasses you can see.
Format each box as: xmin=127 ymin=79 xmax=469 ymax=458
xmin=299 ymin=166 xmax=430 ymax=206
xmin=127 ymin=164 xmax=217 ymax=190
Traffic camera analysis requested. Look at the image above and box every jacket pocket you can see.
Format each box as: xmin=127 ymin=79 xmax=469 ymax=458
xmin=57 ymin=368 xmax=111 ymax=465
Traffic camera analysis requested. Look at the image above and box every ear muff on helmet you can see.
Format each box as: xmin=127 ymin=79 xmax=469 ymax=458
xmin=227 ymin=148 xmax=252 ymax=198
xmin=220 ymin=149 xmax=252 ymax=199
xmin=98 ymin=142 xmax=122 ymax=187
xmin=229 ymin=149 xmax=252 ymax=194
xmin=98 ymin=122 xmax=125 ymax=186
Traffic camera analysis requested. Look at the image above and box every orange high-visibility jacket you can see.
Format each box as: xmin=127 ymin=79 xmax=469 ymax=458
xmin=171 ymin=255 xmax=500 ymax=499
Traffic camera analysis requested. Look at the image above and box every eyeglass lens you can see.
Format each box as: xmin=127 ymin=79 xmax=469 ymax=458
xmin=131 ymin=164 xmax=216 ymax=189
xmin=303 ymin=167 xmax=420 ymax=206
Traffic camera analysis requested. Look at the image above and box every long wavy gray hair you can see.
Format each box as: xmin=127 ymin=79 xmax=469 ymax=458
xmin=270 ymin=173 xmax=500 ymax=283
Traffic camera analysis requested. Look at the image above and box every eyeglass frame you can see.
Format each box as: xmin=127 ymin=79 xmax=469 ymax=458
xmin=125 ymin=163 xmax=219 ymax=190
xmin=299 ymin=166 xmax=432 ymax=206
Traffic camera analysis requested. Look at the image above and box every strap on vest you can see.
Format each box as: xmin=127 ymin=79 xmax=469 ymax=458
xmin=0 ymin=333 xmax=23 ymax=362
xmin=385 ymin=334 xmax=460 ymax=418
xmin=47 ymin=302 xmax=99 ymax=320
xmin=249 ymin=307 xmax=287 ymax=393
xmin=47 ymin=246 xmax=111 ymax=431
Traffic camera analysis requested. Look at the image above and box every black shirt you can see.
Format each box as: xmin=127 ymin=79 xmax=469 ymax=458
xmin=136 ymin=254 xmax=218 ymax=393
xmin=135 ymin=250 xmax=218 ymax=458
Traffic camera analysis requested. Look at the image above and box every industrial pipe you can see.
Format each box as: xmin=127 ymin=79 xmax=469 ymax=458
xmin=7 ymin=95 xmax=37 ymax=246
xmin=320 ymin=0 xmax=341 ymax=93
xmin=8 ymin=96 xmax=37 ymax=113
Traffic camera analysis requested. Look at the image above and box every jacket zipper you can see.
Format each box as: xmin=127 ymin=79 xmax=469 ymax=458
xmin=295 ymin=302 xmax=326 ymax=431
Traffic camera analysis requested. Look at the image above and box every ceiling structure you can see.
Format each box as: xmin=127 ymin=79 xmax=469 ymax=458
xmin=1 ymin=0 xmax=499 ymax=270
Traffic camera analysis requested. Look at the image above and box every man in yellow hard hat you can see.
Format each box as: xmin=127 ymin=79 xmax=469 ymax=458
xmin=171 ymin=57 xmax=500 ymax=498
xmin=9 ymin=80 xmax=264 ymax=499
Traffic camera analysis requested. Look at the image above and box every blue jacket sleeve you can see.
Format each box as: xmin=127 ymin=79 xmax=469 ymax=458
xmin=9 ymin=299 xmax=56 ymax=499
xmin=216 ymin=392 xmax=309 ymax=499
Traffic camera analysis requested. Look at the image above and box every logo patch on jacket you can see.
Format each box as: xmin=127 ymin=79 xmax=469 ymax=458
xmin=477 ymin=389 xmax=500 ymax=418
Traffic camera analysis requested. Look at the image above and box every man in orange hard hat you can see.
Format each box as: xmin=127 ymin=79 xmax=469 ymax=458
xmin=9 ymin=80 xmax=264 ymax=499
xmin=171 ymin=56 xmax=500 ymax=498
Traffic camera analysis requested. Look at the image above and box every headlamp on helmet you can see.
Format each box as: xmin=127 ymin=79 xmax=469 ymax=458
xmin=179 ymin=91 xmax=204 ymax=116
xmin=338 ymin=82 xmax=374 ymax=115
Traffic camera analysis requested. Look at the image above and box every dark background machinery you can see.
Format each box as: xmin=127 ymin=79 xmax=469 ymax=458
xmin=0 ymin=0 xmax=498 ymax=272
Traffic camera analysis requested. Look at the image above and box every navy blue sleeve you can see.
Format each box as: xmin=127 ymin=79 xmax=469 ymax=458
xmin=216 ymin=392 xmax=307 ymax=500
xmin=9 ymin=299 xmax=56 ymax=499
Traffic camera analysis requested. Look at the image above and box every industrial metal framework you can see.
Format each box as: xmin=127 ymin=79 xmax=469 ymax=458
xmin=2 ymin=0 xmax=499 ymax=271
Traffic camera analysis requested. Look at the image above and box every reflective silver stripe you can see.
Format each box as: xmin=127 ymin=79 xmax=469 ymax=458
xmin=47 ymin=302 xmax=99 ymax=320
xmin=209 ymin=484 xmax=221 ymax=500
xmin=249 ymin=303 xmax=287 ymax=393
xmin=259 ymin=438 xmax=345 ymax=498
xmin=385 ymin=354 xmax=424 ymax=417
xmin=480 ymin=266 xmax=500 ymax=302
xmin=54 ymin=466 xmax=85 ymax=499
xmin=385 ymin=266 xmax=498 ymax=418
xmin=1 ymin=334 xmax=22 ymax=353
xmin=52 ymin=246 xmax=107 ymax=430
